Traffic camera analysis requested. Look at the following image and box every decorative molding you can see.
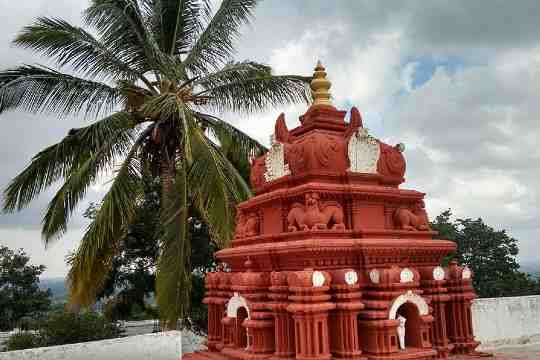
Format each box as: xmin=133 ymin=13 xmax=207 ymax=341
xmin=264 ymin=136 xmax=290 ymax=182
xmin=388 ymin=290 xmax=429 ymax=320
xmin=226 ymin=292 xmax=250 ymax=319
xmin=348 ymin=127 xmax=380 ymax=173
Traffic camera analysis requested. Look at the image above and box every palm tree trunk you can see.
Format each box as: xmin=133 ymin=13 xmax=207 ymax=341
xmin=160 ymin=155 xmax=176 ymax=331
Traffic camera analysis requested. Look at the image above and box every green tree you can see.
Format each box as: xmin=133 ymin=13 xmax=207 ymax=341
xmin=0 ymin=0 xmax=311 ymax=328
xmin=432 ymin=210 xmax=540 ymax=298
xmin=83 ymin=179 xmax=160 ymax=320
xmin=0 ymin=246 xmax=51 ymax=330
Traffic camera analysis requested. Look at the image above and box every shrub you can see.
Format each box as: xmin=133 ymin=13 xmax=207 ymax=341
xmin=5 ymin=332 xmax=41 ymax=351
xmin=38 ymin=311 xmax=122 ymax=346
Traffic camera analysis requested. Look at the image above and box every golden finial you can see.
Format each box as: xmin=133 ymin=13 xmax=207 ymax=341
xmin=310 ymin=60 xmax=333 ymax=107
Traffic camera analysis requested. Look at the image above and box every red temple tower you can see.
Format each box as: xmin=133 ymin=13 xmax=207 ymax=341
xmin=186 ymin=62 xmax=480 ymax=360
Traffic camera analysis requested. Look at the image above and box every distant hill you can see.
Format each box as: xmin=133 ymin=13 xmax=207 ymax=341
xmin=40 ymin=277 xmax=68 ymax=302
xmin=520 ymin=261 xmax=540 ymax=279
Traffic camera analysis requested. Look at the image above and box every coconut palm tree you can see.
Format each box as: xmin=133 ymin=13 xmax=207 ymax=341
xmin=0 ymin=0 xmax=310 ymax=328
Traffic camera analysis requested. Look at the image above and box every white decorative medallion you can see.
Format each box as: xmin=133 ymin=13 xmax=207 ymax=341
xmin=369 ymin=269 xmax=380 ymax=284
xmin=400 ymin=268 xmax=414 ymax=283
xmin=345 ymin=270 xmax=359 ymax=285
xmin=348 ymin=127 xmax=381 ymax=173
xmin=433 ymin=266 xmax=445 ymax=281
xmin=264 ymin=135 xmax=291 ymax=182
xmin=312 ymin=271 xmax=326 ymax=287
xmin=462 ymin=266 xmax=472 ymax=280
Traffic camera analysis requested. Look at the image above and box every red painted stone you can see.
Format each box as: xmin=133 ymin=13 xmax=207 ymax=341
xmin=187 ymin=72 xmax=480 ymax=359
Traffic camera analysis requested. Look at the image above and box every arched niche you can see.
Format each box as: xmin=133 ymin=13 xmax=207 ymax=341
xmin=389 ymin=291 xmax=430 ymax=350
xmin=388 ymin=290 xmax=429 ymax=320
xmin=226 ymin=292 xmax=251 ymax=319
xmin=226 ymin=293 xmax=250 ymax=350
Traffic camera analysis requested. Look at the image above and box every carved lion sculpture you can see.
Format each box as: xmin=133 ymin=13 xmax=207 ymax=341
xmin=287 ymin=193 xmax=346 ymax=231
xmin=394 ymin=201 xmax=430 ymax=231
xmin=234 ymin=211 xmax=260 ymax=238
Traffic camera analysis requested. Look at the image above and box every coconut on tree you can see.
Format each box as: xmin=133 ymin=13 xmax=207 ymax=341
xmin=0 ymin=0 xmax=311 ymax=328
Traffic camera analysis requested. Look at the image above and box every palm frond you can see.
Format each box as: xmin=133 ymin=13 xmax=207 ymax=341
xmin=195 ymin=111 xmax=266 ymax=158
xmin=194 ymin=60 xmax=271 ymax=88
xmin=0 ymin=65 xmax=120 ymax=116
xmin=156 ymin=157 xmax=190 ymax=328
xmin=153 ymin=0 xmax=209 ymax=56
xmin=84 ymin=0 xmax=158 ymax=73
xmin=14 ymin=17 xmax=144 ymax=82
xmin=3 ymin=112 xmax=136 ymax=213
xmin=67 ymin=142 xmax=144 ymax=307
xmin=188 ymin=124 xmax=251 ymax=247
xmin=195 ymin=73 xmax=311 ymax=113
xmin=182 ymin=0 xmax=258 ymax=76
xmin=41 ymin=119 xmax=137 ymax=243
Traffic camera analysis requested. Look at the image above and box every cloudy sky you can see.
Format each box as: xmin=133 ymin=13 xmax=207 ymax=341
xmin=1 ymin=0 xmax=539 ymax=277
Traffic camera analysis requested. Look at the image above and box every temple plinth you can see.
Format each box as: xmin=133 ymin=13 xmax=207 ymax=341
xmin=185 ymin=63 xmax=480 ymax=360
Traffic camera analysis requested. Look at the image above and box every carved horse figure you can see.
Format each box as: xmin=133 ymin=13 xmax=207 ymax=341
xmin=287 ymin=193 xmax=346 ymax=231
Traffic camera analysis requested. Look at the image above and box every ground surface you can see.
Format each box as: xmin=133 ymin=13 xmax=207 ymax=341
xmin=452 ymin=344 xmax=540 ymax=359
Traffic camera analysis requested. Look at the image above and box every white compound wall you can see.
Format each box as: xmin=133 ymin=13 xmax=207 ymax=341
xmin=473 ymin=295 xmax=540 ymax=348
xmin=0 ymin=331 xmax=182 ymax=360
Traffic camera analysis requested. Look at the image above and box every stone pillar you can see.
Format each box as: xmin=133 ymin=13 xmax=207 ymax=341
xmin=446 ymin=261 xmax=480 ymax=355
xmin=419 ymin=266 xmax=453 ymax=358
xmin=287 ymin=269 xmax=336 ymax=360
xmin=269 ymin=271 xmax=295 ymax=359
xmin=222 ymin=316 xmax=235 ymax=348
xmin=203 ymin=271 xmax=224 ymax=351
xmin=218 ymin=271 xmax=233 ymax=351
xmin=329 ymin=269 xmax=365 ymax=359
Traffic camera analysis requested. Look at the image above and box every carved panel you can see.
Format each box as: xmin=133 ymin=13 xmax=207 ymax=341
xmin=348 ymin=127 xmax=380 ymax=173
xmin=287 ymin=192 xmax=346 ymax=231
xmin=264 ymin=136 xmax=290 ymax=182
xmin=234 ymin=211 xmax=260 ymax=239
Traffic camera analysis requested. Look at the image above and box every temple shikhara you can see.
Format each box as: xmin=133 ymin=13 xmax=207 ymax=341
xmin=185 ymin=62 xmax=480 ymax=360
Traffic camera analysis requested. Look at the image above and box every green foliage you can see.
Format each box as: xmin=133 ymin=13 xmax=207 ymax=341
xmin=4 ymin=311 xmax=121 ymax=351
xmin=0 ymin=246 xmax=51 ymax=331
xmin=432 ymin=210 xmax=540 ymax=298
xmin=38 ymin=311 xmax=121 ymax=346
xmin=5 ymin=332 xmax=41 ymax=351
xmin=1 ymin=0 xmax=311 ymax=327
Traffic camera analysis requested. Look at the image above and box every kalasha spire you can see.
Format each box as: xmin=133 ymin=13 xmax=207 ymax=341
xmin=310 ymin=60 xmax=333 ymax=108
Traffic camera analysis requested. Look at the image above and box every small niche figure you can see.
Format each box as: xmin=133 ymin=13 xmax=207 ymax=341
xmin=397 ymin=315 xmax=407 ymax=350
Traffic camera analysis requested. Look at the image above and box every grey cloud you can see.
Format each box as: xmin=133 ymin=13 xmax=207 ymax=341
xmin=386 ymin=55 xmax=540 ymax=263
